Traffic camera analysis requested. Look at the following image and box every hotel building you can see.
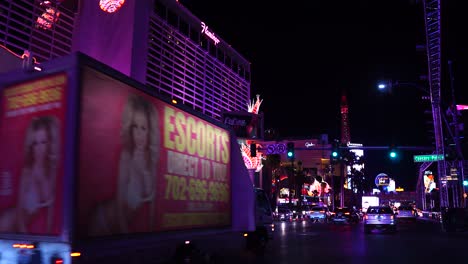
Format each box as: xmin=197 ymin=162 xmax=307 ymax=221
xmin=0 ymin=0 xmax=251 ymax=119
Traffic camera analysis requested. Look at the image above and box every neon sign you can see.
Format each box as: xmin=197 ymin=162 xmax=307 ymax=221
xmin=99 ymin=0 xmax=125 ymax=13
xmin=201 ymin=22 xmax=220 ymax=45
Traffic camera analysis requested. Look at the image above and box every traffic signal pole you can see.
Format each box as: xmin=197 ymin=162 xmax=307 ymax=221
xmin=339 ymin=161 xmax=345 ymax=208
xmin=288 ymin=158 xmax=294 ymax=207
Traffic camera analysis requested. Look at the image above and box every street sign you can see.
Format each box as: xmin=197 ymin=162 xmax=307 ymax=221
xmin=413 ymin=154 xmax=444 ymax=162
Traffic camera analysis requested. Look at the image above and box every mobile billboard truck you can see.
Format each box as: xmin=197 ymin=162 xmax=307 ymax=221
xmin=0 ymin=53 xmax=273 ymax=264
xmin=361 ymin=196 xmax=380 ymax=213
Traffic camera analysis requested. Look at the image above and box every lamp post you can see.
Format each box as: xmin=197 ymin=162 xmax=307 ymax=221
xmin=377 ymin=77 xmax=466 ymax=212
xmin=376 ymin=80 xmax=429 ymax=94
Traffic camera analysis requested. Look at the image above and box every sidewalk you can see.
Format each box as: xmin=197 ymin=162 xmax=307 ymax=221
xmin=417 ymin=210 xmax=468 ymax=233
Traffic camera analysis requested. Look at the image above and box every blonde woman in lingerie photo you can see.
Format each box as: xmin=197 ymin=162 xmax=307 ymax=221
xmin=90 ymin=94 xmax=159 ymax=235
xmin=0 ymin=116 xmax=59 ymax=234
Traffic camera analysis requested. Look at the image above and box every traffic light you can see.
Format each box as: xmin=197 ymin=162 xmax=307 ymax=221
xmin=331 ymin=150 xmax=339 ymax=158
xmin=389 ymin=146 xmax=398 ymax=160
xmin=331 ymin=140 xmax=340 ymax=161
xmin=287 ymin=142 xmax=295 ymax=159
xmin=463 ymin=180 xmax=468 ymax=187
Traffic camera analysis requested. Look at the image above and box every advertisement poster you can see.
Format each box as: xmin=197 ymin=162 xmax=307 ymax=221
xmin=0 ymin=73 xmax=67 ymax=235
xmin=362 ymin=196 xmax=379 ymax=213
xmin=78 ymin=67 xmax=231 ymax=237
xmin=424 ymin=171 xmax=436 ymax=193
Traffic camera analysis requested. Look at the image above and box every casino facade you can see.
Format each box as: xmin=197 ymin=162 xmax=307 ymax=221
xmin=0 ymin=0 xmax=251 ymax=120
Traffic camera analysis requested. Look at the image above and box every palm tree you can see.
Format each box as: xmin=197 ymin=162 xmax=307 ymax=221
xmin=264 ymin=154 xmax=281 ymax=208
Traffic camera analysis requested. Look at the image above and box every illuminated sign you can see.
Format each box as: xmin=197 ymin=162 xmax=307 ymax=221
xmin=413 ymin=154 xmax=444 ymax=162
xmin=375 ymin=173 xmax=390 ymax=186
xmin=201 ymin=22 xmax=220 ymax=45
xmin=0 ymin=73 xmax=67 ymax=235
xmin=36 ymin=7 xmax=60 ymax=30
xmin=347 ymin=142 xmax=363 ymax=147
xmin=424 ymin=171 xmax=436 ymax=193
xmin=78 ymin=67 xmax=231 ymax=236
xmin=456 ymin=104 xmax=468 ymax=111
xmin=305 ymin=142 xmax=315 ymax=148
xmin=99 ymin=0 xmax=125 ymax=13
xmin=222 ymin=111 xmax=263 ymax=139
xmin=265 ymin=143 xmax=286 ymax=155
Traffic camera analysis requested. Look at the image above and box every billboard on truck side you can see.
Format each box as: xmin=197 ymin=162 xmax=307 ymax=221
xmin=0 ymin=73 xmax=67 ymax=236
xmin=77 ymin=67 xmax=232 ymax=237
xmin=0 ymin=53 xmax=255 ymax=264
xmin=362 ymin=196 xmax=379 ymax=213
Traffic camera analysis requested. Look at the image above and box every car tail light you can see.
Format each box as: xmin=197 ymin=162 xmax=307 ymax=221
xmin=344 ymin=212 xmax=350 ymax=215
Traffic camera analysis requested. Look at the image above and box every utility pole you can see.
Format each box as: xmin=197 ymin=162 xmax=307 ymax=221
xmin=339 ymin=161 xmax=345 ymax=207
xmin=288 ymin=158 xmax=295 ymax=207
xmin=287 ymin=142 xmax=295 ymax=207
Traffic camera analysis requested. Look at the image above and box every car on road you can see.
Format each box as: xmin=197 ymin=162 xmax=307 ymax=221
xmin=309 ymin=206 xmax=331 ymax=223
xmin=300 ymin=205 xmax=313 ymax=219
xmin=330 ymin=207 xmax=360 ymax=224
xmin=276 ymin=207 xmax=293 ymax=221
xmin=364 ymin=206 xmax=397 ymax=233
xmin=396 ymin=205 xmax=417 ymax=220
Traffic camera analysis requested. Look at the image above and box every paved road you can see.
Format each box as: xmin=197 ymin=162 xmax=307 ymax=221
xmin=214 ymin=218 xmax=468 ymax=264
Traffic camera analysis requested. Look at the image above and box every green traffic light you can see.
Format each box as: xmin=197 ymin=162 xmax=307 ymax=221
xmin=463 ymin=180 xmax=468 ymax=186
xmin=332 ymin=151 xmax=338 ymax=157
xmin=286 ymin=142 xmax=294 ymax=158
xmin=390 ymin=151 xmax=397 ymax=158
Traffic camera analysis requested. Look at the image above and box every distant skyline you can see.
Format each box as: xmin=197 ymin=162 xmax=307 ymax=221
xmin=180 ymin=0 xmax=465 ymax=191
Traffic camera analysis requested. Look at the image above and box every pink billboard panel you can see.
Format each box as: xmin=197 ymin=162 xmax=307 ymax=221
xmin=0 ymin=73 xmax=67 ymax=235
xmin=78 ymin=68 xmax=231 ymax=237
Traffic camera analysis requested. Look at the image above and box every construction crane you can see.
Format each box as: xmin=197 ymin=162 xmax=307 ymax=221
xmin=422 ymin=0 xmax=465 ymax=211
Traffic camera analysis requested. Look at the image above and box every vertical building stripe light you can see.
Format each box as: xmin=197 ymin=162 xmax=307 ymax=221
xmin=99 ymin=0 xmax=125 ymax=13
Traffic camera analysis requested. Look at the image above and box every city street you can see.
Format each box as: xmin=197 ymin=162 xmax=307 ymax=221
xmin=215 ymin=219 xmax=467 ymax=264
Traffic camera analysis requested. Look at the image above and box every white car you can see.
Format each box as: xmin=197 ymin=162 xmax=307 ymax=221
xmin=309 ymin=206 xmax=331 ymax=223
xmin=364 ymin=206 xmax=397 ymax=233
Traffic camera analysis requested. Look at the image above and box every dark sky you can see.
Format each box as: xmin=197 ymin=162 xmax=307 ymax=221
xmin=180 ymin=0 xmax=467 ymax=191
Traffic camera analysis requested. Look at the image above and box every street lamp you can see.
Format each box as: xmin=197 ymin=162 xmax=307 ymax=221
xmin=377 ymin=80 xmax=393 ymax=92
xmin=377 ymin=76 xmax=467 ymax=210
xmin=376 ymin=79 xmax=438 ymax=211
xmin=376 ymin=80 xmax=429 ymax=94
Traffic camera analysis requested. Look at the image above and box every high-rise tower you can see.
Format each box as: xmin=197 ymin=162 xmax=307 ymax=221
xmin=340 ymin=92 xmax=351 ymax=145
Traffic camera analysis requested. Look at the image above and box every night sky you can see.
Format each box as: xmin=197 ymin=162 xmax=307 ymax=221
xmin=180 ymin=0 xmax=467 ymax=191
